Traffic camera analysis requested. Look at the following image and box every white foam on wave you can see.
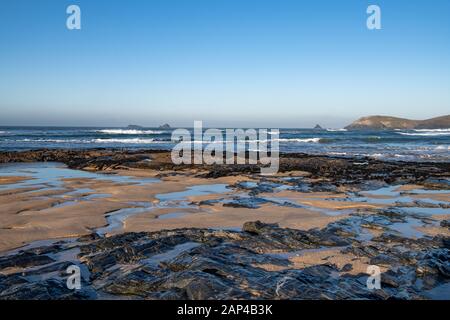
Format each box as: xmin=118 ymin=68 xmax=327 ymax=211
xmin=277 ymin=138 xmax=322 ymax=143
xmin=328 ymin=152 xmax=347 ymax=156
xmin=11 ymin=138 xmax=166 ymax=144
xmin=93 ymin=138 xmax=162 ymax=144
xmin=15 ymin=139 xmax=86 ymax=143
xmin=96 ymin=129 xmax=165 ymax=135
xmin=367 ymin=153 xmax=384 ymax=158
xmin=397 ymin=132 xmax=450 ymax=136
xmin=178 ymin=137 xmax=322 ymax=144
xmin=413 ymin=128 xmax=450 ymax=132
xmin=326 ymin=128 xmax=347 ymax=132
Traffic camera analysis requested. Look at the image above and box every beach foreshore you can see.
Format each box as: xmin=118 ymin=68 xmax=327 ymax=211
xmin=0 ymin=149 xmax=449 ymax=299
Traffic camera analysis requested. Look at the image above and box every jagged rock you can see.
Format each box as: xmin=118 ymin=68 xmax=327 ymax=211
xmin=0 ymin=218 xmax=449 ymax=299
xmin=0 ymin=252 xmax=55 ymax=270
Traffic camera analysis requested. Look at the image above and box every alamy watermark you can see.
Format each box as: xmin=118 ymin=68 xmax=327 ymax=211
xmin=366 ymin=265 xmax=382 ymax=290
xmin=66 ymin=4 xmax=381 ymax=31
xmin=367 ymin=5 xmax=382 ymax=30
xmin=66 ymin=265 xmax=81 ymax=290
xmin=66 ymin=5 xmax=81 ymax=30
xmin=171 ymin=121 xmax=279 ymax=175
xmin=274 ymin=266 xmax=382 ymax=294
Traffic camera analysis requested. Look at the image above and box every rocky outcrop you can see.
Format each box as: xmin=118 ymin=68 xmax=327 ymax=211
xmin=126 ymin=125 xmax=144 ymax=129
xmin=345 ymin=115 xmax=450 ymax=130
xmin=0 ymin=218 xmax=448 ymax=300
xmin=0 ymin=150 xmax=448 ymax=185
xmin=159 ymin=124 xmax=171 ymax=129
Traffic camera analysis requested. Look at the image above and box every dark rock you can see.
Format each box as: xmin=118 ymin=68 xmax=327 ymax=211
xmin=370 ymin=254 xmax=400 ymax=266
xmin=77 ymin=233 xmax=101 ymax=242
xmin=0 ymin=219 xmax=449 ymax=300
xmin=1 ymin=149 xmax=448 ymax=184
xmin=0 ymin=252 xmax=55 ymax=270
xmin=440 ymin=220 xmax=450 ymax=229
xmin=243 ymin=221 xmax=279 ymax=235
xmin=341 ymin=264 xmax=353 ymax=272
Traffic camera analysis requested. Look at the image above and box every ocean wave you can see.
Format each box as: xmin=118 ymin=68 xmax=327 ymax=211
xmin=397 ymin=132 xmax=450 ymax=136
xmin=369 ymin=153 xmax=384 ymax=158
xmin=326 ymin=128 xmax=347 ymax=132
xmin=364 ymin=136 xmax=381 ymax=142
xmin=328 ymin=152 xmax=347 ymax=155
xmin=276 ymin=138 xmax=321 ymax=143
xmin=93 ymin=138 xmax=161 ymax=144
xmin=177 ymin=137 xmax=325 ymax=144
xmin=10 ymin=138 xmax=166 ymax=144
xmin=13 ymin=139 xmax=87 ymax=143
xmin=96 ymin=129 xmax=165 ymax=135
xmin=413 ymin=128 xmax=450 ymax=132
xmin=264 ymin=137 xmax=327 ymax=143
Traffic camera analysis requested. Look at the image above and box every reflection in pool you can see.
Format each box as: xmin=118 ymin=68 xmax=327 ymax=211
xmin=0 ymin=162 xmax=158 ymax=191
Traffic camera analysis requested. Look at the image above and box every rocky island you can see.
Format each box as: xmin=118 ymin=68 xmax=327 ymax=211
xmin=345 ymin=115 xmax=450 ymax=130
xmin=159 ymin=124 xmax=171 ymax=130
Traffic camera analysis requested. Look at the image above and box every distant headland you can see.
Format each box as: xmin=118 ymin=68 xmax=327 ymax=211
xmin=345 ymin=115 xmax=450 ymax=130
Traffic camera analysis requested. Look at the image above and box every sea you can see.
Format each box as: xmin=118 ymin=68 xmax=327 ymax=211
xmin=0 ymin=127 xmax=449 ymax=162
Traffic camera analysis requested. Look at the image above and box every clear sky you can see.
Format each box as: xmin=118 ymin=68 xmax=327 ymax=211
xmin=0 ymin=0 xmax=449 ymax=127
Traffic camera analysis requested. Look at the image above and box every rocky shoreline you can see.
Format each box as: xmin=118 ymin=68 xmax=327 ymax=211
xmin=0 ymin=218 xmax=448 ymax=299
xmin=0 ymin=149 xmax=449 ymax=184
xmin=0 ymin=149 xmax=449 ymax=300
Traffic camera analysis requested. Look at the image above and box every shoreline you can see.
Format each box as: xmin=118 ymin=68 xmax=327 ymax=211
xmin=1 ymin=148 xmax=449 ymax=181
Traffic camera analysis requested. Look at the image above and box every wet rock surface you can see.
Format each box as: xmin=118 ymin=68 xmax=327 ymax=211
xmin=0 ymin=217 xmax=448 ymax=300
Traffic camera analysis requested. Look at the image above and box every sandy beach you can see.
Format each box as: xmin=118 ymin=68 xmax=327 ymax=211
xmin=0 ymin=149 xmax=449 ymax=299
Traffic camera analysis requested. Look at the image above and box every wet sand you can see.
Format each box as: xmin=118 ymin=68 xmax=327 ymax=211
xmin=255 ymin=247 xmax=385 ymax=276
xmin=122 ymin=203 xmax=346 ymax=234
xmin=1 ymin=161 xmax=448 ymax=254
xmin=0 ymin=168 xmax=249 ymax=252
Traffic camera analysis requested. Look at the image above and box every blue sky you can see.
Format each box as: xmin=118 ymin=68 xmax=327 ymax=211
xmin=0 ymin=0 xmax=449 ymax=127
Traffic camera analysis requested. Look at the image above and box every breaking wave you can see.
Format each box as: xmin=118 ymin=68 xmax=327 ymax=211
xmin=277 ymin=138 xmax=323 ymax=143
xmin=398 ymin=132 xmax=450 ymax=136
xmin=413 ymin=128 xmax=450 ymax=132
xmin=177 ymin=137 xmax=325 ymax=144
xmin=96 ymin=129 xmax=165 ymax=135
xmin=93 ymin=138 xmax=161 ymax=144
xmin=326 ymin=128 xmax=347 ymax=132
xmin=12 ymin=138 xmax=165 ymax=144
